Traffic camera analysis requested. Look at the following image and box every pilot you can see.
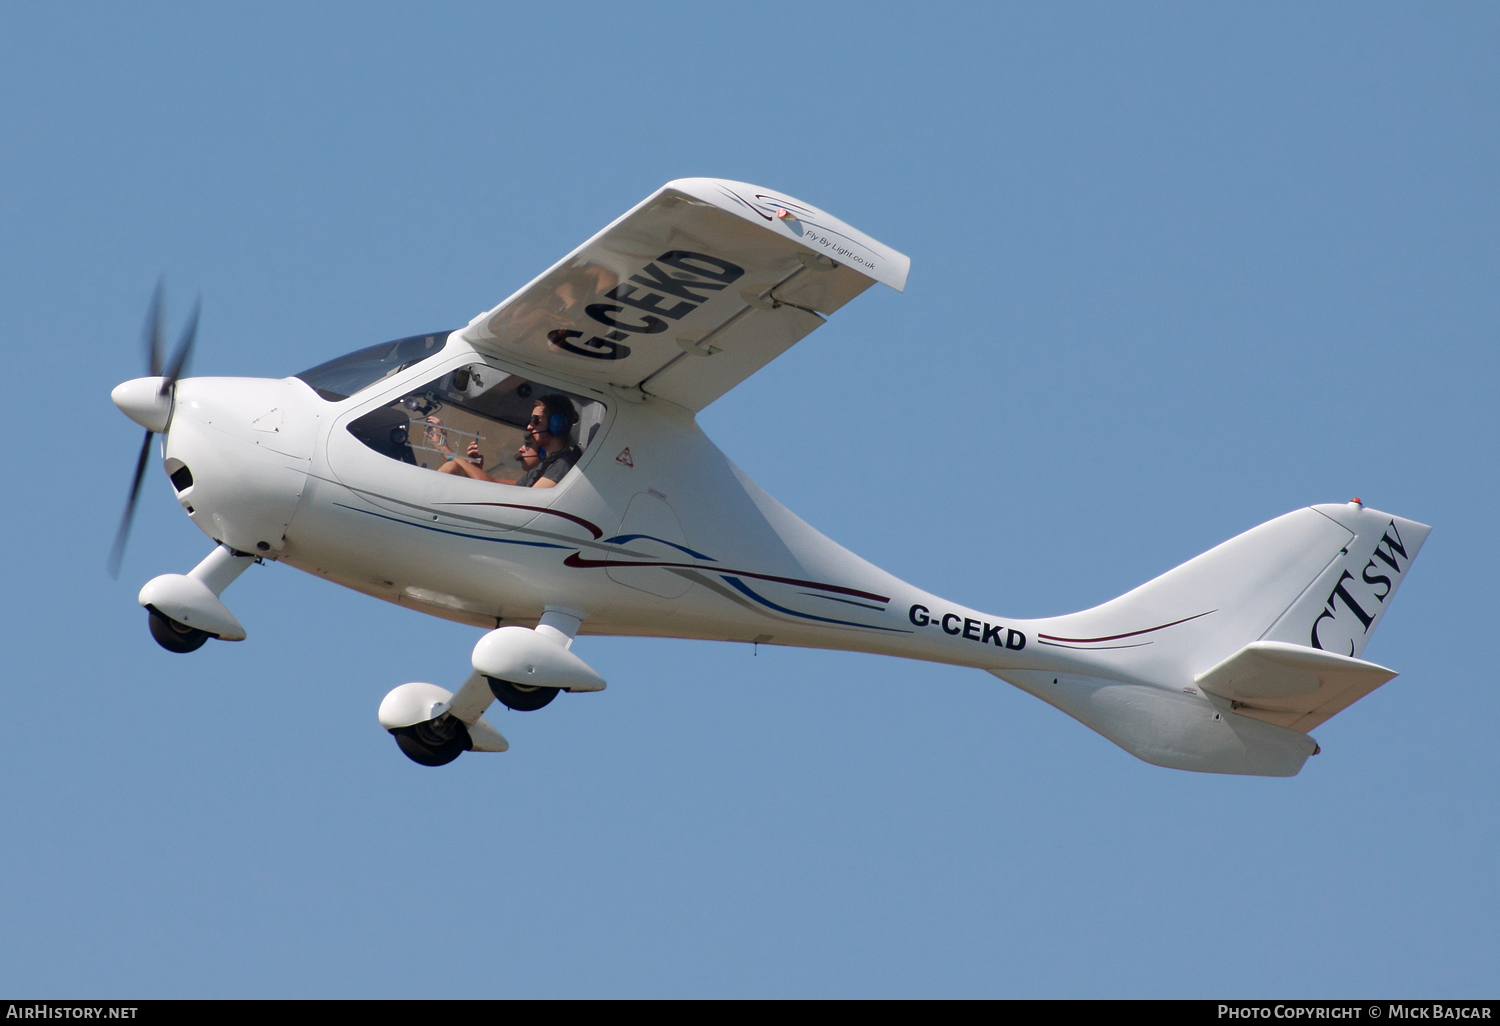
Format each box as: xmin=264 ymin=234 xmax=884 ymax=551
xmin=430 ymin=394 xmax=580 ymax=489
xmin=514 ymin=395 xmax=582 ymax=489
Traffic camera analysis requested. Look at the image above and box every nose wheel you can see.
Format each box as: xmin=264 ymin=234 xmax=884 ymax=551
xmin=147 ymin=606 xmax=210 ymax=653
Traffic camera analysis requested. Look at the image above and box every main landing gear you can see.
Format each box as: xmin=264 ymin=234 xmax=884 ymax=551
xmin=390 ymin=714 xmax=473 ymax=767
xmin=487 ymin=676 xmax=559 ymax=711
xmin=380 ymin=608 xmax=608 ymax=766
xmin=379 ymin=678 xmax=506 ymax=766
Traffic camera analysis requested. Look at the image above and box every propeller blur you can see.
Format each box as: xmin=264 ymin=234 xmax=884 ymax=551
xmin=108 ymin=282 xmax=197 ymax=578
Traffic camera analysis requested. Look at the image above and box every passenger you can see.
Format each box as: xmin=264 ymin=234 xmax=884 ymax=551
xmin=429 ymin=395 xmax=579 ymax=489
xmin=514 ymin=440 xmax=542 ymax=477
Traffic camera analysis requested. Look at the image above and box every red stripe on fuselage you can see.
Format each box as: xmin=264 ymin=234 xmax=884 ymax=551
xmin=1037 ymin=610 xmax=1215 ymax=644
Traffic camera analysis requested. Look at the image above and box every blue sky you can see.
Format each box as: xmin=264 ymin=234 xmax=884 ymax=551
xmin=1 ymin=1 xmax=1495 ymax=997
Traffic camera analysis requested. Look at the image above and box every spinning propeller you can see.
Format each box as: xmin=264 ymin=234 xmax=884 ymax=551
xmin=108 ymin=282 xmax=199 ymax=578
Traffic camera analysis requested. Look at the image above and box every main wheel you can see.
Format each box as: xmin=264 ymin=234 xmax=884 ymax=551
xmin=487 ymin=676 xmax=559 ymax=712
xmin=391 ymin=715 xmax=472 ymax=767
xmin=147 ymin=606 xmax=211 ymax=653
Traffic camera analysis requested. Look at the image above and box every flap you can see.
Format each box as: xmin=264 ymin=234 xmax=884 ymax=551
xmin=460 ymin=178 xmax=908 ymax=412
xmin=1195 ymin=640 xmax=1398 ymax=732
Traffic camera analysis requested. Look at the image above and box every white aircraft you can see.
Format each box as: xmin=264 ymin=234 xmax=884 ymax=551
xmin=109 ymin=178 xmax=1429 ymax=775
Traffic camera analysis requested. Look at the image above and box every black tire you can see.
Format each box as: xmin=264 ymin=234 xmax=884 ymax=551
xmin=487 ymin=676 xmax=559 ymax=712
xmin=147 ymin=606 xmax=211 ymax=653
xmin=391 ymin=716 xmax=472 ymax=767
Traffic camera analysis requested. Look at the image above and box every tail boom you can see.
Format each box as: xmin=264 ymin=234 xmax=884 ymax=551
xmin=986 ymin=501 xmax=1430 ymax=776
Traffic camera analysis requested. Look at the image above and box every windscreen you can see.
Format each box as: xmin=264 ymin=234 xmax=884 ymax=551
xmin=295 ymin=331 xmax=454 ymax=401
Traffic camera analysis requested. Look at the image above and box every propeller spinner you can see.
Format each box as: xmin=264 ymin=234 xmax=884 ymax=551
xmin=108 ymin=281 xmax=199 ymax=578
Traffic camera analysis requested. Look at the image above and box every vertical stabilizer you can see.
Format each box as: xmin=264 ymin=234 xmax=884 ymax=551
xmin=1259 ymin=502 xmax=1431 ymax=659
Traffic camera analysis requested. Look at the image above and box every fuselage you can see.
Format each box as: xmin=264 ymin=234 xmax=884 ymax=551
xmin=155 ymin=333 xmax=1095 ymax=678
xmin=129 ymin=328 xmax=1428 ymax=778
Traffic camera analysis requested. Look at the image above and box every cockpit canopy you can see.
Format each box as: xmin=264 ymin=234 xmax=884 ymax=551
xmin=297 ymin=332 xmax=607 ymax=489
xmin=295 ymin=331 xmax=453 ymax=402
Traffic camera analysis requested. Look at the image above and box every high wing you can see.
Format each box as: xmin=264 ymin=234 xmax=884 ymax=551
xmin=460 ymin=178 xmax=909 ymax=411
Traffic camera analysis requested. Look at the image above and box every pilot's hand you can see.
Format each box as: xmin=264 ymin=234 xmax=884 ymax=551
xmin=424 ymin=416 xmax=448 ymax=450
xmin=466 ymin=441 xmax=483 ymax=467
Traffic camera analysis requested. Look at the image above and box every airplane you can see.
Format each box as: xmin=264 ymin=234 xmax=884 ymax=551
xmin=108 ymin=177 xmax=1430 ymax=775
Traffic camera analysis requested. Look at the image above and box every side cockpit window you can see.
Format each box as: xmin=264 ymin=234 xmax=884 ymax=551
xmin=347 ymin=363 xmax=605 ymax=489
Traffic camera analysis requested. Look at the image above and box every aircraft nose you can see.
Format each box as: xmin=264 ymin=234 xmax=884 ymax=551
xmin=112 ymin=376 xmax=172 ymax=433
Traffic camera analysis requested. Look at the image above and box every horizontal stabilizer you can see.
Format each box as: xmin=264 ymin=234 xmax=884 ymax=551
xmin=1195 ymin=640 xmax=1397 ymax=731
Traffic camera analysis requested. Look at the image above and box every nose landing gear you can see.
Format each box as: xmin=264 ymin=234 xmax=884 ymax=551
xmin=147 ymin=606 xmax=211 ymax=653
xmin=138 ymin=543 xmax=256 ymax=653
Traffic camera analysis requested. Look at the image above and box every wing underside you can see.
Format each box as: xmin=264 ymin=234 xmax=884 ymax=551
xmin=460 ymin=178 xmax=909 ymax=412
